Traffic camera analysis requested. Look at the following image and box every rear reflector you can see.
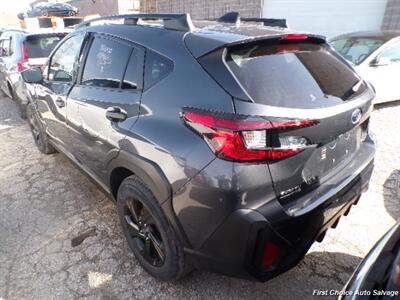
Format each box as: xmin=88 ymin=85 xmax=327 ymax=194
xmin=182 ymin=109 xmax=317 ymax=162
xmin=262 ymin=241 xmax=281 ymax=270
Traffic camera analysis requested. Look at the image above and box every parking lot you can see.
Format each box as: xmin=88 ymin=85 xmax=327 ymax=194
xmin=0 ymin=94 xmax=399 ymax=300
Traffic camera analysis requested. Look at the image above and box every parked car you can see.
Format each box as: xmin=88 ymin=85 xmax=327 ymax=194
xmin=25 ymin=2 xmax=78 ymax=17
xmin=22 ymin=12 xmax=376 ymax=282
xmin=340 ymin=222 xmax=400 ymax=299
xmin=330 ymin=31 xmax=400 ymax=104
xmin=0 ymin=29 xmax=68 ymax=118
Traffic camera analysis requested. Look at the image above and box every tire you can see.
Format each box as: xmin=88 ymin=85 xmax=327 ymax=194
xmin=68 ymin=11 xmax=75 ymax=16
xmin=26 ymin=103 xmax=56 ymax=154
xmin=7 ymin=83 xmax=15 ymax=101
xmin=117 ymin=175 xmax=189 ymax=281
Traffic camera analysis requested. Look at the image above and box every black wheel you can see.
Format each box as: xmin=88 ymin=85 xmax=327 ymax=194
xmin=68 ymin=11 xmax=75 ymax=16
xmin=42 ymin=12 xmax=49 ymax=17
xmin=117 ymin=175 xmax=188 ymax=281
xmin=26 ymin=103 xmax=56 ymax=154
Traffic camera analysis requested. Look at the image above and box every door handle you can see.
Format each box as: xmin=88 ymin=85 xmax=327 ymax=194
xmin=106 ymin=106 xmax=127 ymax=122
xmin=55 ymin=97 xmax=65 ymax=108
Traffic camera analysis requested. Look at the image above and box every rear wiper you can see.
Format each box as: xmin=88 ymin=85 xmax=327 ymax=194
xmin=343 ymin=79 xmax=363 ymax=99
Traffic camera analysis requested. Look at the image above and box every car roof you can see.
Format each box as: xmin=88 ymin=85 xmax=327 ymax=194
xmin=78 ymin=19 xmax=313 ymax=58
xmin=0 ymin=29 xmax=70 ymax=40
xmin=331 ymin=30 xmax=400 ymax=42
xmin=25 ymin=29 xmax=71 ymax=36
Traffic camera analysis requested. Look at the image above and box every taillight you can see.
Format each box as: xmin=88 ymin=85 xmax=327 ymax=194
xmin=261 ymin=241 xmax=281 ymax=270
xmin=17 ymin=43 xmax=30 ymax=72
xmin=182 ymin=109 xmax=318 ymax=162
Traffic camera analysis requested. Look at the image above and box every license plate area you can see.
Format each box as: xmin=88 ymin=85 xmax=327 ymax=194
xmin=302 ymin=126 xmax=361 ymax=182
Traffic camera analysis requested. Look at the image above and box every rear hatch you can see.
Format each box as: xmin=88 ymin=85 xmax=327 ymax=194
xmin=25 ymin=33 xmax=67 ymax=67
xmin=194 ymin=34 xmax=374 ymax=209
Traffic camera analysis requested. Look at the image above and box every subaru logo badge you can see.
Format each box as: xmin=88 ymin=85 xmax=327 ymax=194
xmin=351 ymin=108 xmax=362 ymax=125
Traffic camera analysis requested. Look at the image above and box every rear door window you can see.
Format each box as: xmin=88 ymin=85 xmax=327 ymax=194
xmin=81 ymin=36 xmax=131 ymax=89
xmin=122 ymin=49 xmax=144 ymax=90
xmin=26 ymin=34 xmax=67 ymax=58
xmin=225 ymin=40 xmax=366 ymax=108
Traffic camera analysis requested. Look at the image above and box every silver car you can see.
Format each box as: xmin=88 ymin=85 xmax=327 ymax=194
xmin=331 ymin=31 xmax=400 ymax=104
xmin=0 ymin=29 xmax=68 ymax=118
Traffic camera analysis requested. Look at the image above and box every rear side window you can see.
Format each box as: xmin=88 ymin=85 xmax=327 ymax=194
xmin=144 ymin=50 xmax=173 ymax=90
xmin=26 ymin=34 xmax=66 ymax=58
xmin=81 ymin=37 xmax=131 ymax=89
xmin=225 ymin=40 xmax=366 ymax=108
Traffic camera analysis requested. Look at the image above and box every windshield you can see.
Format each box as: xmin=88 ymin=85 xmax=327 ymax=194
xmin=330 ymin=37 xmax=386 ymax=65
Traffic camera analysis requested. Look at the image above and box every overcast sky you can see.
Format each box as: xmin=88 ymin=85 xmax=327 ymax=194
xmin=0 ymin=0 xmax=32 ymax=14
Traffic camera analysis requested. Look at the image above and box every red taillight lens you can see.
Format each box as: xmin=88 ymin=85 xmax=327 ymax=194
xmin=182 ymin=110 xmax=318 ymax=162
xmin=261 ymin=241 xmax=281 ymax=270
xmin=183 ymin=111 xmax=272 ymax=130
xmin=205 ymin=130 xmax=273 ymax=161
xmin=17 ymin=43 xmax=30 ymax=72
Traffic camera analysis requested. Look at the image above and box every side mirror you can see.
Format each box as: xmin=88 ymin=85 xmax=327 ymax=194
xmin=370 ymin=56 xmax=391 ymax=67
xmin=21 ymin=68 xmax=43 ymax=83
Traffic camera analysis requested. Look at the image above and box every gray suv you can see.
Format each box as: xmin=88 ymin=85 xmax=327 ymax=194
xmin=22 ymin=13 xmax=376 ymax=282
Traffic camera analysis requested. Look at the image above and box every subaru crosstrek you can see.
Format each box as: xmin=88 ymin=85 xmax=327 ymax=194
xmin=22 ymin=12 xmax=376 ymax=281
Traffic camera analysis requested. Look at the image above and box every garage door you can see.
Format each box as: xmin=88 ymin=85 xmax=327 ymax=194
xmin=262 ymin=0 xmax=387 ymax=38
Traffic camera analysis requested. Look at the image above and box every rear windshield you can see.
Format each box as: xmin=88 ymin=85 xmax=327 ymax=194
xmin=330 ymin=37 xmax=385 ymax=65
xmin=26 ymin=34 xmax=66 ymax=58
xmin=225 ymin=40 xmax=366 ymax=108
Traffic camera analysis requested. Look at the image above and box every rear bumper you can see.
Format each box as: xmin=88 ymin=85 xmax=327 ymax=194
xmin=185 ymin=156 xmax=374 ymax=281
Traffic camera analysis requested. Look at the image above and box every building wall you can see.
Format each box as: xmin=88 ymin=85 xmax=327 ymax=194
xmin=263 ymin=0 xmax=387 ymax=38
xmin=140 ymin=0 xmax=262 ymax=19
xmin=68 ymin=0 xmax=119 ymax=16
xmin=382 ymin=0 xmax=400 ymax=30
xmin=0 ymin=14 xmax=19 ymax=27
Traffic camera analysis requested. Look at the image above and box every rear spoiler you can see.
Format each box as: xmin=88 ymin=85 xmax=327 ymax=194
xmin=217 ymin=11 xmax=289 ymax=29
xmin=194 ymin=33 xmax=327 ymax=58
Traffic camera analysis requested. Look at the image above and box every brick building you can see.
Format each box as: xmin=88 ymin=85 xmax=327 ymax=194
xmin=382 ymin=0 xmax=400 ymax=30
xmin=140 ymin=0 xmax=400 ymax=37
xmin=141 ymin=0 xmax=262 ymax=19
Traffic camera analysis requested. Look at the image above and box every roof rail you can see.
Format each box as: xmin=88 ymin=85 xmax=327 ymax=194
xmin=217 ymin=12 xmax=288 ymax=29
xmin=76 ymin=13 xmax=195 ymax=32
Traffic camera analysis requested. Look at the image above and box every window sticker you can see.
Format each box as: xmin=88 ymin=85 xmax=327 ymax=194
xmin=96 ymin=44 xmax=113 ymax=73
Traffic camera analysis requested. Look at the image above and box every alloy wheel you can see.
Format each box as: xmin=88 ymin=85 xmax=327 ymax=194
xmin=123 ymin=198 xmax=165 ymax=267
